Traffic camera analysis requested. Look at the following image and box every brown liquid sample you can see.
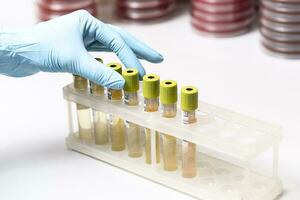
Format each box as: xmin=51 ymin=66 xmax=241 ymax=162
xmin=108 ymin=89 xmax=123 ymax=101
xmin=182 ymin=141 xmax=197 ymax=178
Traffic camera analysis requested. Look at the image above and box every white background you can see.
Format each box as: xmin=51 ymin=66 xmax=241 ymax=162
xmin=0 ymin=0 xmax=300 ymax=199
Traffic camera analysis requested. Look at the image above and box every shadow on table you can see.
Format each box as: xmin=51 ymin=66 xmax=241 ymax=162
xmin=0 ymin=137 xmax=78 ymax=173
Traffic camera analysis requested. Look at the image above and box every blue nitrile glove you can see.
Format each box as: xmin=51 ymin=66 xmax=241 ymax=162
xmin=0 ymin=10 xmax=163 ymax=89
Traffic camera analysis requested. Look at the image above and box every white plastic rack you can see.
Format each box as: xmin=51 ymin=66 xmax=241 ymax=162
xmin=63 ymin=83 xmax=283 ymax=200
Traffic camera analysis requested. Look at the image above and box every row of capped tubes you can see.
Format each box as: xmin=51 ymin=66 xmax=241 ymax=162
xmin=73 ymin=58 xmax=199 ymax=178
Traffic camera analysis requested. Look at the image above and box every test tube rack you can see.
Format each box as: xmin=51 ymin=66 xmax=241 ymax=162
xmin=63 ymin=83 xmax=283 ymax=200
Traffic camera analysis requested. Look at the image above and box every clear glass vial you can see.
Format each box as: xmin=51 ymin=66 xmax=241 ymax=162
xmin=123 ymin=68 xmax=142 ymax=157
xmin=90 ymin=57 xmax=108 ymax=145
xmin=181 ymin=86 xmax=198 ymax=178
xmin=143 ymin=74 xmax=160 ymax=164
xmin=73 ymin=74 xmax=93 ymax=140
xmin=107 ymin=62 xmax=125 ymax=151
xmin=160 ymin=80 xmax=178 ymax=171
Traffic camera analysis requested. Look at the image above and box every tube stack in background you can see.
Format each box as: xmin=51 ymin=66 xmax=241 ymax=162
xmin=260 ymin=0 xmax=300 ymax=59
xmin=116 ymin=0 xmax=177 ymax=20
xmin=37 ymin=0 xmax=97 ymax=21
xmin=191 ymin=0 xmax=256 ymax=37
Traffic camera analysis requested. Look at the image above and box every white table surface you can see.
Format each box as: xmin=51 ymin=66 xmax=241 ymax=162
xmin=0 ymin=1 xmax=300 ymax=200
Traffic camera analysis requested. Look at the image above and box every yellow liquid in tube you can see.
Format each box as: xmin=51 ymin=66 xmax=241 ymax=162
xmin=144 ymin=99 xmax=160 ymax=164
xmin=73 ymin=75 xmax=92 ymax=140
xmin=125 ymin=92 xmax=143 ymax=157
xmin=162 ymin=104 xmax=178 ymax=171
xmin=110 ymin=117 xmax=126 ymax=151
xmin=182 ymin=111 xmax=197 ymax=178
xmin=109 ymin=89 xmax=126 ymax=151
xmin=181 ymin=85 xmax=198 ymax=178
xmin=122 ymin=68 xmax=144 ymax=157
xmin=90 ymin=82 xmax=108 ymax=145
xmin=94 ymin=111 xmax=108 ymax=145
xmin=127 ymin=122 xmax=142 ymax=157
xmin=77 ymin=104 xmax=93 ymax=140
xmin=162 ymin=134 xmax=177 ymax=171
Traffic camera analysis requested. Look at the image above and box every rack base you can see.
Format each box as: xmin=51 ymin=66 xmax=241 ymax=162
xmin=66 ymin=133 xmax=282 ymax=200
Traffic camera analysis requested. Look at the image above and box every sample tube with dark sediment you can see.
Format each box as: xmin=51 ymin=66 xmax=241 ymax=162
xmin=122 ymin=68 xmax=142 ymax=157
xmin=181 ymin=86 xmax=198 ymax=178
xmin=107 ymin=62 xmax=125 ymax=151
xmin=73 ymin=74 xmax=93 ymax=140
xmin=143 ymin=74 xmax=160 ymax=164
xmin=160 ymin=80 xmax=178 ymax=171
xmin=90 ymin=57 xmax=108 ymax=145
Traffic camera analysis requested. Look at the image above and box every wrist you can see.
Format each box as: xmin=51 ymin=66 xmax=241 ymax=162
xmin=0 ymin=27 xmax=40 ymax=77
xmin=0 ymin=28 xmax=19 ymax=76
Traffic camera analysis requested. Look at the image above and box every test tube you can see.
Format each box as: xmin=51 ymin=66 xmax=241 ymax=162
xmin=122 ymin=68 xmax=142 ymax=157
xmin=107 ymin=62 xmax=125 ymax=151
xmin=143 ymin=74 xmax=160 ymax=164
xmin=160 ymin=80 xmax=178 ymax=171
xmin=181 ymin=86 xmax=198 ymax=178
xmin=90 ymin=57 xmax=108 ymax=145
xmin=73 ymin=74 xmax=93 ymax=140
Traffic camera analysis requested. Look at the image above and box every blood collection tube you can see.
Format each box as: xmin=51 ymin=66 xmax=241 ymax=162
xmin=122 ymin=68 xmax=142 ymax=157
xmin=90 ymin=57 xmax=108 ymax=145
xmin=181 ymin=86 xmax=198 ymax=178
xmin=73 ymin=74 xmax=93 ymax=140
xmin=160 ymin=80 xmax=178 ymax=171
xmin=107 ymin=62 xmax=125 ymax=151
xmin=143 ymin=74 xmax=160 ymax=164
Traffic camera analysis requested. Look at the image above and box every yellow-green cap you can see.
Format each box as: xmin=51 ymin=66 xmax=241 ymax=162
xmin=107 ymin=62 xmax=122 ymax=74
xmin=143 ymin=74 xmax=160 ymax=99
xmin=181 ymin=86 xmax=198 ymax=111
xmin=122 ymin=68 xmax=139 ymax=92
xmin=95 ymin=57 xmax=103 ymax=63
xmin=160 ymin=80 xmax=177 ymax=105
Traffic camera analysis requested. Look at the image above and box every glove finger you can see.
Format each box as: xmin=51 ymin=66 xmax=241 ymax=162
xmin=73 ymin=52 xmax=125 ymax=89
xmin=109 ymin=25 xmax=164 ymax=63
xmin=85 ymin=41 xmax=145 ymax=61
xmin=91 ymin=21 xmax=146 ymax=78
xmin=87 ymin=41 xmax=161 ymax=62
xmin=86 ymin=41 xmax=111 ymax=52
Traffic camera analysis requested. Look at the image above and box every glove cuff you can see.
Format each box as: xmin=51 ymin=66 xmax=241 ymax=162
xmin=0 ymin=27 xmax=40 ymax=77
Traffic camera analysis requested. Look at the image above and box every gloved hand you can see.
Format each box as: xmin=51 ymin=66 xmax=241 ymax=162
xmin=0 ymin=10 xmax=163 ymax=89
